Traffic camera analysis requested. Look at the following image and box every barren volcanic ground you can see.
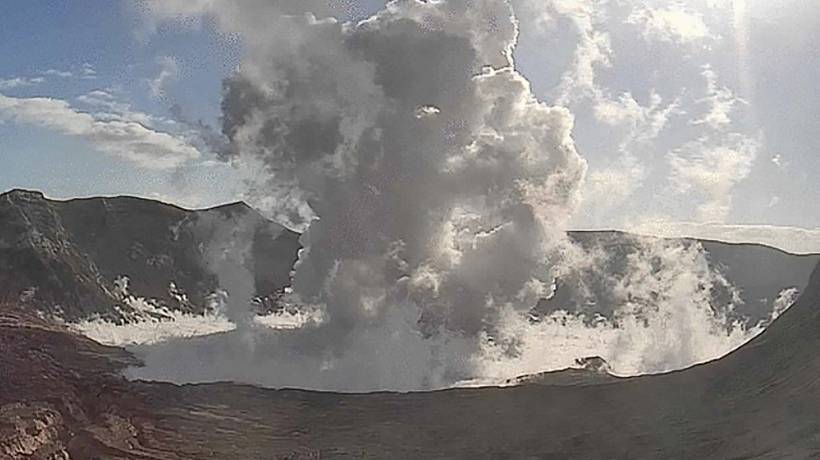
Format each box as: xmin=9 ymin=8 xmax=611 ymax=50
xmin=3 ymin=263 xmax=820 ymax=459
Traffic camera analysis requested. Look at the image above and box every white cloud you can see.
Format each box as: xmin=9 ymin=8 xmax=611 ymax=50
xmin=665 ymin=64 xmax=756 ymax=223
xmin=41 ymin=65 xmax=96 ymax=80
xmin=594 ymin=93 xmax=647 ymax=126
xmin=551 ymin=0 xmax=613 ymax=105
xmin=81 ymin=63 xmax=97 ymax=79
xmin=692 ymin=65 xmax=740 ymax=129
xmin=75 ymin=89 xmax=116 ymax=105
xmin=0 ymin=77 xmax=45 ymax=90
xmin=580 ymin=91 xmax=680 ymax=225
xmin=0 ymin=92 xmax=200 ymax=169
xmin=43 ymin=69 xmax=74 ymax=78
xmin=594 ymin=91 xmax=680 ymax=141
xmin=511 ymin=0 xmax=767 ymax=233
xmin=668 ymin=134 xmax=759 ymax=222
xmin=147 ymin=56 xmax=180 ymax=98
xmin=510 ymin=0 xmax=613 ymax=105
xmin=628 ymin=4 xmax=712 ymax=44
xmin=0 ymin=66 xmax=99 ymax=92
xmin=75 ymin=89 xmax=163 ymax=126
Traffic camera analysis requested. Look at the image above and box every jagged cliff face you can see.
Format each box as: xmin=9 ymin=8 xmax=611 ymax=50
xmin=0 ymin=189 xmax=301 ymax=322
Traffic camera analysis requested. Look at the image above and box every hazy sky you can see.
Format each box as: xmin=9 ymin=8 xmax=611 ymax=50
xmin=1 ymin=0 xmax=819 ymax=250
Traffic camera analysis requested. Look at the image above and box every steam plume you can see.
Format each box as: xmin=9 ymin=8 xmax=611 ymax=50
xmin=217 ymin=1 xmax=585 ymax=356
xmin=129 ymin=0 xmax=773 ymax=391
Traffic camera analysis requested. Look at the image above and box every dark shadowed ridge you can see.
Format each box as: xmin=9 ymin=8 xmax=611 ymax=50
xmin=3 ymin=189 xmax=817 ymax=328
xmin=0 ymin=188 xmax=301 ymax=322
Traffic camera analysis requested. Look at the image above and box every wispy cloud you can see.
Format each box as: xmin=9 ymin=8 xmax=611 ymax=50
xmin=692 ymin=65 xmax=741 ymax=129
xmin=627 ymin=4 xmax=712 ymax=44
xmin=668 ymin=134 xmax=759 ymax=222
xmin=41 ymin=64 xmax=97 ymax=80
xmin=43 ymin=69 xmax=74 ymax=78
xmin=0 ymin=66 xmax=98 ymax=91
xmin=0 ymin=77 xmax=45 ymax=90
xmin=0 ymin=92 xmax=200 ymax=169
xmin=75 ymin=89 xmax=163 ymax=126
xmin=147 ymin=56 xmax=180 ymax=98
xmin=549 ymin=0 xmax=613 ymax=105
xmin=81 ymin=63 xmax=97 ymax=79
xmin=582 ymin=91 xmax=682 ymax=225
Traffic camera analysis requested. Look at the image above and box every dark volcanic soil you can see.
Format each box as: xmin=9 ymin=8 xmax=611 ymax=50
xmin=4 ymin=262 xmax=820 ymax=459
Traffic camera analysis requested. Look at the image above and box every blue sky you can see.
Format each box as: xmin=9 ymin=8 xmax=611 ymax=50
xmin=0 ymin=1 xmax=234 ymax=122
xmin=2 ymin=0 xmax=820 ymax=251
xmin=0 ymin=0 xmax=237 ymax=202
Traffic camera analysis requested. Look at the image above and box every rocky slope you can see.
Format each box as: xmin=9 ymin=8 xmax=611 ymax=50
xmin=0 ymin=304 xmax=152 ymax=459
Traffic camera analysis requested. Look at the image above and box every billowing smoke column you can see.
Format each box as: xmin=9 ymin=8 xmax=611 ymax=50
xmin=219 ymin=2 xmax=585 ymax=356
xmin=130 ymin=0 xmax=770 ymax=391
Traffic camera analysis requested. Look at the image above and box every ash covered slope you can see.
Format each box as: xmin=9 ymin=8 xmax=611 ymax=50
xmin=4 ymin=264 xmax=820 ymax=459
xmin=0 ymin=189 xmax=300 ymax=322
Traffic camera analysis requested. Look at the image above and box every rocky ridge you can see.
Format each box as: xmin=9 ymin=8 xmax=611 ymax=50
xmin=0 ymin=189 xmax=300 ymax=323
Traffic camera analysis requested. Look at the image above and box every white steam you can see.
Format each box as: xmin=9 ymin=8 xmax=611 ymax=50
xmin=127 ymin=0 xmax=787 ymax=391
xmin=70 ymin=276 xmax=313 ymax=346
xmin=71 ymin=296 xmax=235 ymax=346
xmin=211 ymin=0 xmax=587 ymax=373
xmin=473 ymin=238 xmax=765 ymax=384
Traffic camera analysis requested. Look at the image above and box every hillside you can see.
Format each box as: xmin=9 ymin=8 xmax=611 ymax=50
xmin=0 ymin=189 xmax=300 ymax=322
